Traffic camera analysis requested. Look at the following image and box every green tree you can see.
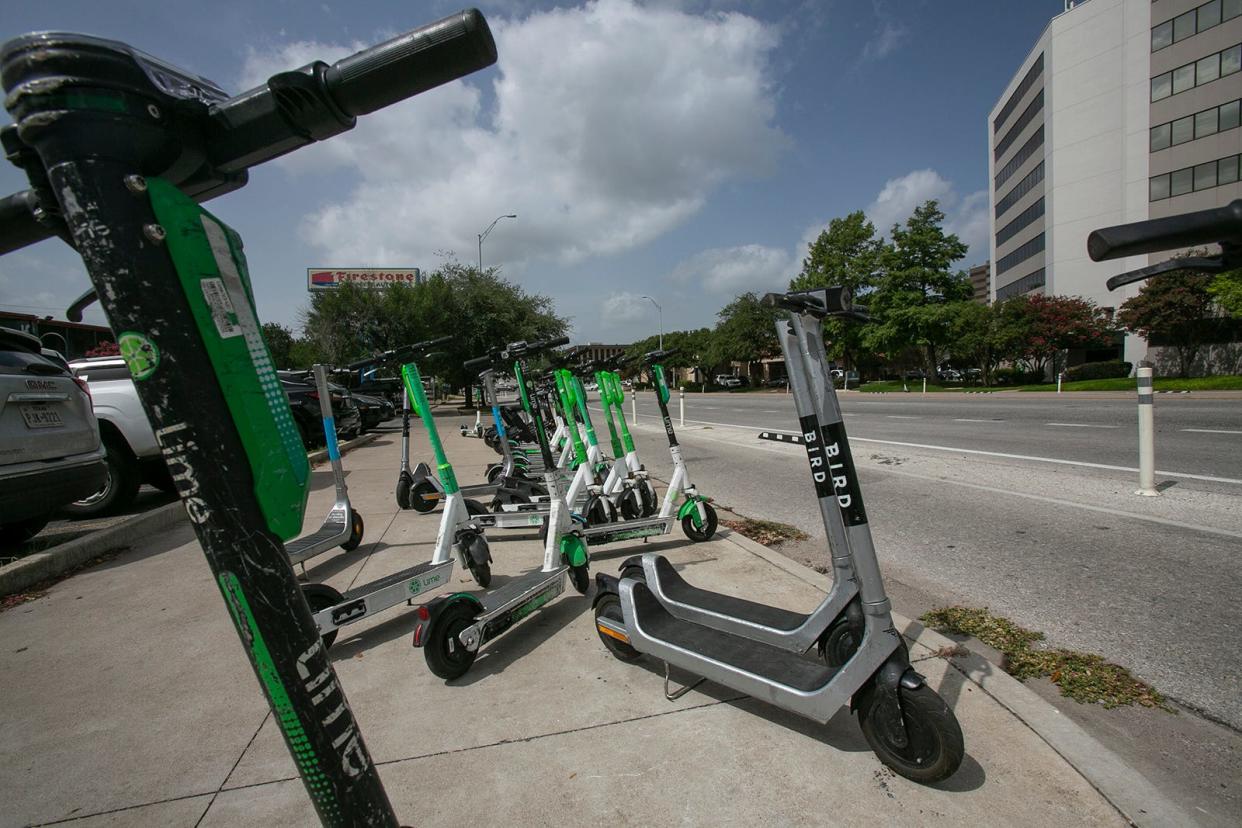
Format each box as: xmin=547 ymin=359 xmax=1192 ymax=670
xmin=1208 ymin=268 xmax=1242 ymax=317
xmin=622 ymin=328 xmax=715 ymax=386
xmin=1004 ymin=294 xmax=1116 ymax=378
xmin=261 ymin=322 xmax=296 ymax=369
xmin=788 ymin=210 xmax=882 ymax=369
xmin=708 ymin=293 xmax=781 ymax=381
xmin=947 ymin=300 xmax=1029 ymax=386
xmin=300 ymin=265 xmax=566 ymax=390
xmin=1118 ymin=271 xmax=1216 ymax=377
xmin=865 ymin=201 xmax=971 ymax=376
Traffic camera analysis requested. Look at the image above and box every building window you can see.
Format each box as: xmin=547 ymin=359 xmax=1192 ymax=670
xmin=1151 ymin=43 xmax=1242 ymax=101
xmin=996 ymin=233 xmax=1044 ymax=276
xmin=995 ymin=197 xmax=1045 ymax=248
xmin=1149 ymin=153 xmax=1242 ymax=200
xmin=995 ymin=162 xmax=1044 ymax=219
xmin=995 ymin=125 xmax=1044 ymax=189
xmin=1223 ymin=99 xmax=1241 ymax=129
xmin=994 ymin=90 xmax=1044 ymax=161
xmin=1150 ymin=122 xmax=1172 ymax=151
xmin=994 ymin=54 xmax=1044 ymax=134
xmin=1153 ymin=0 xmax=1239 ymax=51
xmin=1220 ymin=155 xmax=1239 ymax=184
xmin=1150 ymin=174 xmax=1171 ymax=201
xmin=995 ymin=268 xmax=1046 ymax=300
xmin=1197 ymin=52 xmax=1220 ymax=85
xmin=1152 ymin=20 xmax=1174 ymax=51
xmin=1150 ymin=98 xmax=1241 ymax=150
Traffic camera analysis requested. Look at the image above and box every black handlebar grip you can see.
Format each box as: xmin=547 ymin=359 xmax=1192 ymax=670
xmin=1088 ymin=200 xmax=1242 ymax=262
xmin=463 ymin=354 xmax=494 ymax=371
xmin=645 ymin=348 xmax=679 ymax=362
xmin=324 ymin=9 xmax=497 ymax=117
xmin=0 ymin=189 xmax=53 ymax=254
xmin=345 ymin=354 xmax=378 ymax=370
xmin=530 ymin=336 xmax=571 ymax=351
xmin=413 ymin=334 xmax=454 ymax=350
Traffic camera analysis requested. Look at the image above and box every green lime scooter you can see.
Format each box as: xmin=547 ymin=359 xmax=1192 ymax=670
xmin=413 ymin=338 xmax=591 ymax=679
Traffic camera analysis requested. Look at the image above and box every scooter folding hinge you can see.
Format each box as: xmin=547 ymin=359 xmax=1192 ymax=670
xmin=663 ymin=661 xmax=707 ymax=701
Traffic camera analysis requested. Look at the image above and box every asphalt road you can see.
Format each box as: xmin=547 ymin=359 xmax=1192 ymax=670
xmin=611 ymin=390 xmax=1242 ymax=484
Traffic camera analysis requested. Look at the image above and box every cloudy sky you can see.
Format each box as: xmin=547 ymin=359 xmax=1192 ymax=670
xmin=0 ymin=0 xmax=1065 ymax=344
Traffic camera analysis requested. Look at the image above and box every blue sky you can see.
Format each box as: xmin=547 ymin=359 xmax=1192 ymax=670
xmin=0 ymin=0 xmax=1066 ymax=345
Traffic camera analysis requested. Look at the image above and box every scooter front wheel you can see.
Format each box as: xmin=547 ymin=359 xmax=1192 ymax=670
xmin=424 ymin=601 xmax=479 ymax=680
xmin=618 ymin=487 xmax=644 ymax=520
xmin=594 ymin=593 xmax=641 ymax=662
xmin=681 ymin=502 xmax=718 ymax=542
xmin=395 ymin=472 xmax=413 ymax=509
xmin=341 ymin=511 xmax=365 ymax=552
xmin=856 ymin=683 xmax=964 ymax=784
xmin=568 ymin=562 xmax=590 ymax=594
xmin=639 ymin=479 xmax=658 ymax=517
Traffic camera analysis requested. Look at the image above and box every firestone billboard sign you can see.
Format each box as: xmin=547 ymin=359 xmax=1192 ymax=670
xmin=307 ymin=268 xmax=422 ymax=291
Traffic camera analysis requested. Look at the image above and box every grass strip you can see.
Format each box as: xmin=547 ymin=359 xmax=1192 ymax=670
xmin=921 ymin=605 xmax=1172 ymax=711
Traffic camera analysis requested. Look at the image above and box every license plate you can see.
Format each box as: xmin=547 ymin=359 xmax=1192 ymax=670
xmin=21 ymin=403 xmax=64 ymax=429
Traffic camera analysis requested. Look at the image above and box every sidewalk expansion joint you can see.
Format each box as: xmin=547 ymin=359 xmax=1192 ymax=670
xmin=195 ymin=710 xmax=273 ymax=827
xmin=214 ymin=692 xmax=751 ymax=798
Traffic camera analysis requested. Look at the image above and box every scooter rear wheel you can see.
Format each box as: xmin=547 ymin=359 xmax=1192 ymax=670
xmin=341 ymin=511 xmax=365 ymax=552
xmin=302 ymin=583 xmax=343 ymax=649
xmin=856 ymin=683 xmax=964 ymax=784
xmin=424 ymin=601 xmax=479 ymax=680
xmin=594 ymin=593 xmax=641 ymax=662
xmin=681 ymin=502 xmax=718 ymax=542
xmin=410 ymin=481 xmax=439 ymax=513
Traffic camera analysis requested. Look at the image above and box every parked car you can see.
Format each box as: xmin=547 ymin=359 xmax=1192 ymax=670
xmin=902 ymin=369 xmax=927 ymax=381
xmin=938 ymin=369 xmax=962 ymax=382
xmin=67 ymin=356 xmax=178 ymax=516
xmin=714 ymin=374 xmax=743 ymax=389
xmin=352 ymin=392 xmax=393 ymax=431
xmin=2 ymin=329 xmax=107 ymax=544
xmin=765 ymin=377 xmax=788 ymax=388
xmin=277 ymin=370 xmax=362 ymax=447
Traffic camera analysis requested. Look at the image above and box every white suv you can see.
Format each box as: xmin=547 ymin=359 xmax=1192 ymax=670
xmin=1 ymin=329 xmax=106 ymax=545
xmin=66 ymin=356 xmax=175 ymax=516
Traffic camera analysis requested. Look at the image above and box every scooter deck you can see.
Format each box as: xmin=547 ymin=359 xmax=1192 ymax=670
xmin=630 ymin=582 xmax=835 ymax=692
xmin=286 ymin=512 xmax=348 ymax=563
xmin=646 ymin=556 xmax=806 ymax=631
xmin=476 ymin=568 xmax=562 ymax=616
xmin=341 ymin=558 xmax=449 ymax=603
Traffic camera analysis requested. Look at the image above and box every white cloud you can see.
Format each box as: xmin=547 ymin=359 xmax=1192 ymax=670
xmin=866 ymin=169 xmax=989 ymax=264
xmin=241 ymin=0 xmax=786 ymax=269
xmin=861 ymin=2 xmax=908 ymax=61
xmin=601 ymin=291 xmax=655 ymax=324
xmin=670 ymin=243 xmax=794 ymax=295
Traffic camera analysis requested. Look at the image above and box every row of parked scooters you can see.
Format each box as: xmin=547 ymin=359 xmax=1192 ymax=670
xmin=278 ymin=286 xmax=964 ymax=785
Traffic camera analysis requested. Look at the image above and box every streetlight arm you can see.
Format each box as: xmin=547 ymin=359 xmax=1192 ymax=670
xmin=477 ymin=213 xmax=517 ymax=270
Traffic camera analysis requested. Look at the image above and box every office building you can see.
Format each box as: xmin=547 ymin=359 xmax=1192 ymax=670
xmin=988 ymin=0 xmax=1241 ymax=365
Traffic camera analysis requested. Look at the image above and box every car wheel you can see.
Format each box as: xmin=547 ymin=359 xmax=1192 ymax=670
xmin=0 ymin=515 xmax=51 ymax=546
xmin=62 ymin=435 xmax=141 ymax=518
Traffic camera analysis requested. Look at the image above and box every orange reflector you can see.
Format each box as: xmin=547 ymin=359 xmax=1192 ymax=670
xmin=597 ymin=623 xmax=631 ymax=645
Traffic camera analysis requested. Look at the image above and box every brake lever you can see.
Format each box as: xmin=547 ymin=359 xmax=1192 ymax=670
xmin=1105 ymin=254 xmax=1226 ymax=291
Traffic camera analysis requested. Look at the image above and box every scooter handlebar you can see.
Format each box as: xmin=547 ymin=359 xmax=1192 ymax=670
xmin=343 ymin=335 xmax=454 ymax=370
xmin=1088 ymin=199 xmax=1242 ymax=261
xmin=323 ymin=9 xmax=496 ymax=117
xmin=643 ymin=348 xmax=678 ymax=364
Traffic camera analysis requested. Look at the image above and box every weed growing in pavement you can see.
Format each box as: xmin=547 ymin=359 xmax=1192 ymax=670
xmin=922 ymin=605 xmax=1172 ymax=711
xmin=718 ymin=514 xmax=809 ymax=547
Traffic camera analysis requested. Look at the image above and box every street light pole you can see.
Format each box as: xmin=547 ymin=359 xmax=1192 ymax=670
xmin=477 ymin=213 xmax=517 ymax=271
xmin=640 ymin=294 xmax=663 ymax=351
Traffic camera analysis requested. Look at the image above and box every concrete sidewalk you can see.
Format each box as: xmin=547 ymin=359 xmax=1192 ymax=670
xmin=0 ymin=412 xmax=1188 ymax=826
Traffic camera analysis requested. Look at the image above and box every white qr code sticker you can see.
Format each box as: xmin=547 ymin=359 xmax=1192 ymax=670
xmin=201 ymin=278 xmax=242 ymax=338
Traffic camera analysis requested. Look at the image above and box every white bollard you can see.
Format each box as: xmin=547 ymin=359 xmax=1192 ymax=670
xmin=1135 ymin=367 xmax=1158 ymax=497
xmin=1057 ymin=373 xmax=1063 ymax=393
xmin=632 ymin=389 xmax=637 ymax=423
xmin=922 ymin=377 xmax=927 ymax=394
xmin=679 ymin=387 xmax=685 ymax=427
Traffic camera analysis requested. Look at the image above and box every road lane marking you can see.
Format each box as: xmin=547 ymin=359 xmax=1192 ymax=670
xmin=1047 ymin=422 xmax=1119 ymax=429
xmin=887 ymin=415 xmax=920 ymax=419
xmin=1182 ymin=428 xmax=1242 ymax=435
xmin=590 ymin=406 xmax=1242 ymax=484
xmin=953 ymin=418 xmax=1002 ymax=423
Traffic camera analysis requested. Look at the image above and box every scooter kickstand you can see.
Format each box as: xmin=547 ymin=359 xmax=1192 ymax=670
xmin=663 ymin=661 xmax=706 ymax=701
